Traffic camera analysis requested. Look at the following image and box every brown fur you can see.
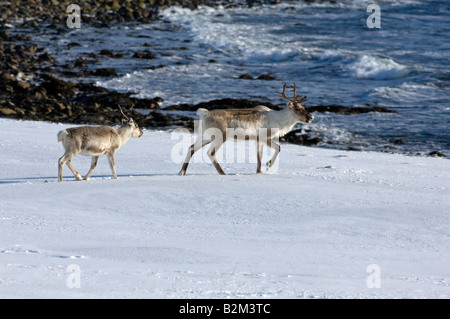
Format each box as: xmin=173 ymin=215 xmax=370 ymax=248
xmin=179 ymin=85 xmax=313 ymax=175
xmin=58 ymin=121 xmax=143 ymax=181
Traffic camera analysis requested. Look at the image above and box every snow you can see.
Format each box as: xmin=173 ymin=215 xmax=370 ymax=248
xmin=0 ymin=118 xmax=449 ymax=298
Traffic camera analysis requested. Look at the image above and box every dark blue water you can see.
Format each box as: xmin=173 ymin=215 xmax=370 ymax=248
xmin=34 ymin=0 xmax=450 ymax=156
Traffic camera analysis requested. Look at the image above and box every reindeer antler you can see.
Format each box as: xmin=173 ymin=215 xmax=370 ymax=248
xmin=290 ymin=83 xmax=307 ymax=103
xmin=276 ymin=83 xmax=307 ymax=104
xmin=276 ymin=83 xmax=293 ymax=102
xmin=118 ymin=104 xmax=129 ymax=120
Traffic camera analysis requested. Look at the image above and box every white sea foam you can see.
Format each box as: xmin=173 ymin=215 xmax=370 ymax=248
xmin=327 ymin=0 xmax=421 ymax=8
xmin=373 ymin=82 xmax=442 ymax=103
xmin=162 ymin=6 xmax=301 ymax=63
xmin=349 ymin=55 xmax=411 ymax=80
xmin=93 ymin=2 xmax=448 ymax=156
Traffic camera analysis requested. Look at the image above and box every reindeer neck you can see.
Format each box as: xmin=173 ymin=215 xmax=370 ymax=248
xmin=271 ymin=106 xmax=299 ymax=136
xmin=116 ymin=125 xmax=133 ymax=145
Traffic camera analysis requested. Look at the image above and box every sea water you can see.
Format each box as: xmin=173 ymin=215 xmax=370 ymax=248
xmin=35 ymin=0 xmax=450 ymax=156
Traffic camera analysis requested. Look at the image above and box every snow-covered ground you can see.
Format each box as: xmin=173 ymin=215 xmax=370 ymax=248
xmin=0 ymin=118 xmax=449 ymax=298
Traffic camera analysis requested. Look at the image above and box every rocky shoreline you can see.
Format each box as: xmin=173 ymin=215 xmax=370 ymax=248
xmin=1 ymin=0 xmax=228 ymax=127
xmin=1 ymin=1 xmax=444 ymax=157
xmin=2 ymin=0 xmax=222 ymax=25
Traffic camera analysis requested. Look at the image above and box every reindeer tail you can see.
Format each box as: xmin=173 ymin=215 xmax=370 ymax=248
xmin=195 ymin=108 xmax=210 ymax=135
xmin=196 ymin=108 xmax=209 ymax=120
xmin=57 ymin=130 xmax=68 ymax=142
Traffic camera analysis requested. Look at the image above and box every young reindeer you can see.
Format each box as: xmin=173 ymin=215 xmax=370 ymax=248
xmin=179 ymin=83 xmax=314 ymax=175
xmin=57 ymin=105 xmax=143 ymax=182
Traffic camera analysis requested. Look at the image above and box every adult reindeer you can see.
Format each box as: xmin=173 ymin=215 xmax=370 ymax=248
xmin=179 ymin=83 xmax=314 ymax=175
xmin=57 ymin=105 xmax=143 ymax=182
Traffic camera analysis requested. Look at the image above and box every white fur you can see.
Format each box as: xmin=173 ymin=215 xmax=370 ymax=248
xmin=179 ymin=101 xmax=313 ymax=175
xmin=57 ymin=120 xmax=143 ymax=182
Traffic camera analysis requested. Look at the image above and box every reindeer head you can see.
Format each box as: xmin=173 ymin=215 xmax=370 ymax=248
xmin=118 ymin=105 xmax=144 ymax=138
xmin=276 ymin=83 xmax=314 ymax=124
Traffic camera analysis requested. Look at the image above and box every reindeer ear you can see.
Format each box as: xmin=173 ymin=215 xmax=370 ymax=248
xmin=121 ymin=118 xmax=128 ymax=125
xmin=128 ymin=118 xmax=134 ymax=125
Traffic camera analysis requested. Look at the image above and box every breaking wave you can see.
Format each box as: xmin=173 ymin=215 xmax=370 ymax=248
xmin=349 ymin=55 xmax=411 ymax=80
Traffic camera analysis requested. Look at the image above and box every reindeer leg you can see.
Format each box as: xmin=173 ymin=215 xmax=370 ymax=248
xmin=84 ymin=156 xmax=99 ymax=181
xmin=58 ymin=155 xmax=65 ymax=182
xmin=59 ymin=152 xmax=82 ymax=181
xmin=66 ymin=161 xmax=83 ymax=181
xmin=179 ymin=139 xmax=211 ymax=176
xmin=207 ymin=136 xmax=226 ymax=175
xmin=107 ymin=153 xmax=117 ymax=179
xmin=266 ymin=138 xmax=281 ymax=172
xmin=256 ymin=139 xmax=264 ymax=174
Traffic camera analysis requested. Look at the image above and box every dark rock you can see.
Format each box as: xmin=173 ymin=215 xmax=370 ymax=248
xmin=37 ymin=52 xmax=56 ymax=63
xmin=40 ymin=74 xmax=77 ymax=97
xmin=0 ymin=107 xmax=16 ymax=115
xmin=428 ymin=151 xmax=446 ymax=158
xmin=132 ymin=50 xmax=156 ymax=59
xmin=68 ymin=42 xmax=81 ymax=48
xmin=148 ymin=64 xmax=167 ymax=70
xmin=132 ymin=98 xmax=161 ymax=109
xmin=257 ymin=74 xmax=276 ymax=81
xmin=99 ymin=49 xmax=124 ymax=58
xmin=92 ymin=68 xmax=117 ymax=77
xmin=238 ymin=73 xmax=276 ymax=81
xmin=281 ymin=129 xmax=322 ymax=146
xmin=74 ymin=57 xmax=88 ymax=68
xmin=99 ymin=49 xmax=114 ymax=56
xmin=239 ymin=74 xmax=254 ymax=80
xmin=16 ymin=80 xmax=31 ymax=90
xmin=307 ymin=105 xmax=397 ymax=114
